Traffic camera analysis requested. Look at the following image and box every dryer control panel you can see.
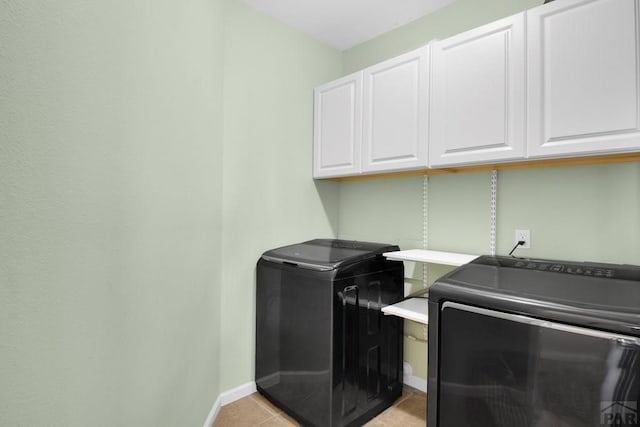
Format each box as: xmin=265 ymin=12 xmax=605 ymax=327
xmin=472 ymin=255 xmax=640 ymax=281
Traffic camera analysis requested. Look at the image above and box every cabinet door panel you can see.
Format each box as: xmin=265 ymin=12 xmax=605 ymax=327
xmin=527 ymin=0 xmax=640 ymax=157
xmin=430 ymin=13 xmax=525 ymax=167
xmin=362 ymin=47 xmax=429 ymax=173
xmin=313 ymin=72 xmax=362 ymax=178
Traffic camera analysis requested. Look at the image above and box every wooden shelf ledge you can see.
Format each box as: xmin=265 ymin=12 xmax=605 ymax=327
xmin=327 ymin=152 xmax=640 ymax=182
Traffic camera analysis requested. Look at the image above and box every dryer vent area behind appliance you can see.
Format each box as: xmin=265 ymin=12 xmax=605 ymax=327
xmin=255 ymin=239 xmax=405 ymax=427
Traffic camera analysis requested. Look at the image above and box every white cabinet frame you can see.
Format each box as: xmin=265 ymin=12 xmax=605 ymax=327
xmin=430 ymin=13 xmax=526 ymax=167
xmin=527 ymin=0 xmax=640 ymax=158
xmin=313 ymin=72 xmax=363 ymax=178
xmin=362 ymin=46 xmax=430 ymax=173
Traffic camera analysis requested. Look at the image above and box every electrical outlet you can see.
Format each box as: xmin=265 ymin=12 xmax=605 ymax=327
xmin=515 ymin=229 xmax=531 ymax=249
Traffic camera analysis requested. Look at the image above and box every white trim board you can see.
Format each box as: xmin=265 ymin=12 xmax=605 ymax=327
xmin=220 ymin=381 xmax=257 ymax=406
xmin=202 ymin=395 xmax=221 ymax=427
xmin=404 ymin=373 xmax=428 ymax=393
xmin=202 ymin=382 xmax=257 ymax=427
xmin=403 ymin=361 xmax=428 ymax=393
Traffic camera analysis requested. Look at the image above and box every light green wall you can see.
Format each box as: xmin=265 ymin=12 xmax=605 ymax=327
xmin=220 ymin=0 xmax=341 ymax=391
xmin=339 ymin=0 xmax=640 ymax=381
xmin=4 ymin=0 xmax=638 ymax=421
xmin=342 ymin=0 xmax=542 ymax=73
xmin=497 ymin=163 xmax=640 ymax=262
xmin=1 ymin=0 xmax=343 ymax=422
xmin=1 ymin=1 xmax=225 ymax=426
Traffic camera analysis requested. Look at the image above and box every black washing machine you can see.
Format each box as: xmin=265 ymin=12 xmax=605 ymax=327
xmin=256 ymin=239 xmax=404 ymax=427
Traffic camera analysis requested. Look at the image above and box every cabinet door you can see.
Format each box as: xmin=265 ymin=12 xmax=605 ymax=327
xmin=313 ymin=72 xmax=362 ymax=178
xmin=362 ymin=47 xmax=429 ymax=173
xmin=527 ymin=0 xmax=640 ymax=158
xmin=430 ymin=14 xmax=526 ymax=167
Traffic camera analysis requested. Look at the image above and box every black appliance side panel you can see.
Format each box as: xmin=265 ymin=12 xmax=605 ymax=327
xmin=255 ymin=259 xmax=334 ymax=427
xmin=427 ymin=299 xmax=440 ymax=427
xmin=332 ymin=261 xmax=404 ymax=427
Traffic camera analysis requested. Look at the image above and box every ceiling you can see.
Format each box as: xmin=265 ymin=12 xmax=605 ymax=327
xmin=237 ymin=0 xmax=458 ymax=51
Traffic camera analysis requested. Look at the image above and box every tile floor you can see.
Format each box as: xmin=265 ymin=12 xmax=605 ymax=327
xmin=213 ymin=387 xmax=426 ymax=427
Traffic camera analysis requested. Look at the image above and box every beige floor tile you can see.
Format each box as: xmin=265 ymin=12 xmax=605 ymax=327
xmin=362 ymin=418 xmax=390 ymax=427
xmin=251 ymin=392 xmax=284 ymax=416
xmin=214 ymin=389 xmax=426 ymax=427
xmin=376 ymin=394 xmax=427 ymax=427
xmin=393 ymin=387 xmax=416 ymax=406
xmin=405 ymin=385 xmax=425 ymax=396
xmin=402 ymin=386 xmax=417 ymax=398
xmin=257 ymin=413 xmax=300 ymax=426
xmin=213 ymin=396 xmax=274 ymax=427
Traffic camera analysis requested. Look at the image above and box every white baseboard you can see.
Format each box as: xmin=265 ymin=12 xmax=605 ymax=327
xmin=203 ymin=382 xmax=257 ymax=427
xmin=202 ymin=395 xmax=222 ymax=427
xmin=403 ymin=361 xmax=428 ymax=393
xmin=403 ymin=373 xmax=428 ymax=393
xmin=220 ymin=381 xmax=257 ymax=406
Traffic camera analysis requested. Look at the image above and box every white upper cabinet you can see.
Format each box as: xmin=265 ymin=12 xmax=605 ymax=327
xmin=527 ymin=0 xmax=640 ymax=158
xmin=362 ymin=46 xmax=430 ymax=173
xmin=313 ymin=72 xmax=363 ymax=178
xmin=430 ymin=13 xmax=526 ymax=167
xmin=313 ymin=0 xmax=640 ymax=179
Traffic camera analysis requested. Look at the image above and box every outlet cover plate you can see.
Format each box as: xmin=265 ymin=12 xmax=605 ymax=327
xmin=515 ymin=229 xmax=531 ymax=249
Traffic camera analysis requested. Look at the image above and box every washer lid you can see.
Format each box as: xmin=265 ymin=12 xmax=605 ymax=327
xmin=261 ymin=239 xmax=399 ymax=271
